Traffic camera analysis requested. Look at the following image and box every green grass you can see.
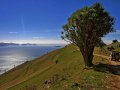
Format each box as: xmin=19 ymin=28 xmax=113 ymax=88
xmin=0 ymin=44 xmax=112 ymax=90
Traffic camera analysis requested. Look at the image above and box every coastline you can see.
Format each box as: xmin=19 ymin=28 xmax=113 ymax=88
xmin=0 ymin=45 xmax=64 ymax=75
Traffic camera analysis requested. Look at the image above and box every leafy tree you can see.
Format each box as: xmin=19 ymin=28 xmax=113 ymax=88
xmin=96 ymin=40 xmax=106 ymax=48
xmin=112 ymin=39 xmax=118 ymax=43
xmin=61 ymin=3 xmax=114 ymax=67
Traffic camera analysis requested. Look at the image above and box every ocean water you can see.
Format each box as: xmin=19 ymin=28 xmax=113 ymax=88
xmin=0 ymin=45 xmax=63 ymax=74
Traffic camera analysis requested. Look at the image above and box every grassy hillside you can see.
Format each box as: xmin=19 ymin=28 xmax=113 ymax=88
xmin=105 ymin=42 xmax=120 ymax=51
xmin=94 ymin=42 xmax=120 ymax=57
xmin=0 ymin=44 xmax=118 ymax=90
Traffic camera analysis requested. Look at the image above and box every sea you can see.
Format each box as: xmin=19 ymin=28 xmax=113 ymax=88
xmin=0 ymin=45 xmax=64 ymax=74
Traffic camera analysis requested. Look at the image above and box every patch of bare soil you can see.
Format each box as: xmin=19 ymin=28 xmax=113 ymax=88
xmin=94 ymin=54 xmax=120 ymax=90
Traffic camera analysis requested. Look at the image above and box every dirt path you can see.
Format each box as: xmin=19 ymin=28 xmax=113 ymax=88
xmin=94 ymin=54 xmax=109 ymax=59
xmin=94 ymin=54 xmax=120 ymax=65
xmin=94 ymin=54 xmax=120 ymax=90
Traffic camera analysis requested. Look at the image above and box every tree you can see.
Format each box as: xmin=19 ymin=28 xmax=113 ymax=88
xmin=61 ymin=3 xmax=114 ymax=67
xmin=112 ymin=39 xmax=118 ymax=43
xmin=96 ymin=40 xmax=106 ymax=48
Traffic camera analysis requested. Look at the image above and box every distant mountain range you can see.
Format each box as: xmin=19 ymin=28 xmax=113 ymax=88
xmin=0 ymin=42 xmax=37 ymax=47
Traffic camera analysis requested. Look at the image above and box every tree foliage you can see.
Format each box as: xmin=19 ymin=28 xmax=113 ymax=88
xmin=61 ymin=3 xmax=114 ymax=67
xmin=112 ymin=39 xmax=118 ymax=44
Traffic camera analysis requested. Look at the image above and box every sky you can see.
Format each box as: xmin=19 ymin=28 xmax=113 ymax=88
xmin=0 ymin=0 xmax=120 ymax=44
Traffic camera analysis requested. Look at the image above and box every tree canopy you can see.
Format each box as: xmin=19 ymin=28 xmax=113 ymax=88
xmin=61 ymin=3 xmax=114 ymax=67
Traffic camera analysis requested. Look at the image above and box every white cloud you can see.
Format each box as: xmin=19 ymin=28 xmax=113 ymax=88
xmin=102 ymin=38 xmax=120 ymax=45
xmin=102 ymin=39 xmax=112 ymax=44
xmin=0 ymin=39 xmax=68 ymax=45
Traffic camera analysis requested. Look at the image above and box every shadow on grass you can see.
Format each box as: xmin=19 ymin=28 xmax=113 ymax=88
xmin=93 ymin=63 xmax=120 ymax=75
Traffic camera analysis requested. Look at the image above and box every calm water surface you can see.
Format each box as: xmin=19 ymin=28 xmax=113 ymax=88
xmin=0 ymin=45 xmax=63 ymax=74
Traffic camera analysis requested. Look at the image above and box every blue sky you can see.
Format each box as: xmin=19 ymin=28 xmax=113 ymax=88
xmin=0 ymin=0 xmax=120 ymax=44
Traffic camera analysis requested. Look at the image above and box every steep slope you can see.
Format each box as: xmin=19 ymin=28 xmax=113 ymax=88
xmin=0 ymin=44 xmax=119 ymax=90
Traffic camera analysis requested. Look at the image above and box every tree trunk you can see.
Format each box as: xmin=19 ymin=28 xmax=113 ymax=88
xmin=84 ymin=53 xmax=93 ymax=67
xmin=80 ymin=47 xmax=94 ymax=67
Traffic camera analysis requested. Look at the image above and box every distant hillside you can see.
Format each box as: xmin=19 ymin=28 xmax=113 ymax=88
xmin=105 ymin=42 xmax=120 ymax=52
xmin=0 ymin=42 xmax=37 ymax=47
xmin=0 ymin=43 xmax=19 ymax=46
xmin=0 ymin=44 xmax=119 ymax=90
